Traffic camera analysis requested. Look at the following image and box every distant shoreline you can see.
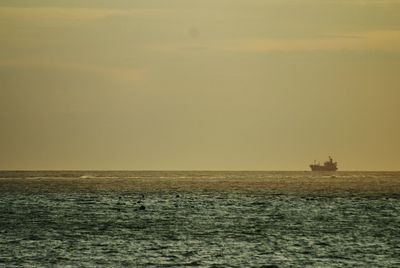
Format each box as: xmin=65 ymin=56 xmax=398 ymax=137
xmin=1 ymin=171 xmax=399 ymax=195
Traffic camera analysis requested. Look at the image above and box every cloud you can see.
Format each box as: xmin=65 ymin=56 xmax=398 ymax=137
xmin=211 ymin=30 xmax=400 ymax=53
xmin=151 ymin=30 xmax=400 ymax=54
xmin=0 ymin=57 xmax=145 ymax=84
xmin=277 ymin=0 xmax=400 ymax=4
xmin=344 ymin=0 xmax=400 ymax=4
xmin=0 ymin=7 xmax=172 ymax=21
xmin=0 ymin=7 xmax=121 ymax=20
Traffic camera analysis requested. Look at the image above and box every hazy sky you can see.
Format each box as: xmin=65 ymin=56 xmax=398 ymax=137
xmin=1 ymin=0 xmax=399 ymax=170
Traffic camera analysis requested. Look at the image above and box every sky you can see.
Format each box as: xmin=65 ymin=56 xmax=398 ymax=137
xmin=0 ymin=0 xmax=399 ymax=170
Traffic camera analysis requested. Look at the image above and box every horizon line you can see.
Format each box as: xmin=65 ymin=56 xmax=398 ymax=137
xmin=0 ymin=169 xmax=399 ymax=172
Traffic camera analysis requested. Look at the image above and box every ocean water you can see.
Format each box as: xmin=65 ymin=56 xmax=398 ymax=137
xmin=0 ymin=171 xmax=399 ymax=267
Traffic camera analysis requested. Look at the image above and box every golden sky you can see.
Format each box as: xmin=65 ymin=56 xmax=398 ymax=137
xmin=1 ymin=0 xmax=399 ymax=170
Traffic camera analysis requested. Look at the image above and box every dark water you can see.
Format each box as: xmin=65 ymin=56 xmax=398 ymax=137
xmin=0 ymin=171 xmax=399 ymax=267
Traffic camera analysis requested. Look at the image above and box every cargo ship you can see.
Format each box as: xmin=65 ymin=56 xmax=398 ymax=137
xmin=310 ymin=156 xmax=338 ymax=171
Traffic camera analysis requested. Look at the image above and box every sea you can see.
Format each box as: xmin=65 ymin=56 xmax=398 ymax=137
xmin=0 ymin=171 xmax=399 ymax=267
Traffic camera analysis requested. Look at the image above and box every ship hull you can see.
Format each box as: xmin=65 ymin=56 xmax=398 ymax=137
xmin=310 ymin=165 xmax=337 ymax=171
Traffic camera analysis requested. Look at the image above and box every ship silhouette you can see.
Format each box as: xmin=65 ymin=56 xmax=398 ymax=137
xmin=310 ymin=156 xmax=338 ymax=171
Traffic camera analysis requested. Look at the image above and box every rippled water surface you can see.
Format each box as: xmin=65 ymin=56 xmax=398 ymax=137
xmin=0 ymin=171 xmax=399 ymax=267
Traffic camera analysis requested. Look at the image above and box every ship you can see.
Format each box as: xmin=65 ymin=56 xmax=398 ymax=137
xmin=310 ymin=156 xmax=338 ymax=171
